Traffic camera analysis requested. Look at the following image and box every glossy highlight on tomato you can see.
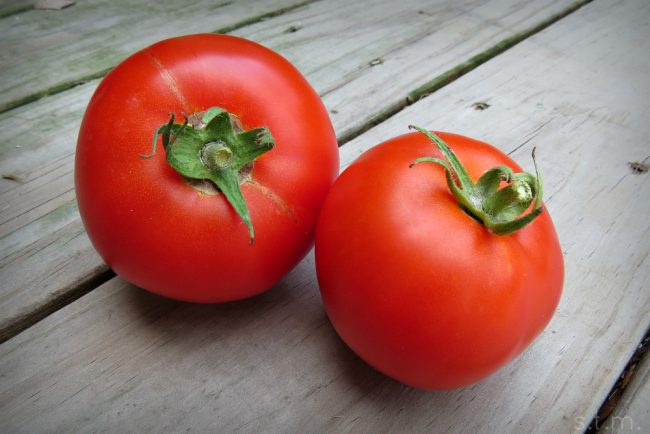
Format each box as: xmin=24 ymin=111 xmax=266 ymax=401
xmin=75 ymin=34 xmax=338 ymax=302
xmin=315 ymin=130 xmax=563 ymax=389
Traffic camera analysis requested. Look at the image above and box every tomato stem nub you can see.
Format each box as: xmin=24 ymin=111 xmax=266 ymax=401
xmin=145 ymin=107 xmax=275 ymax=244
xmin=409 ymin=126 xmax=544 ymax=235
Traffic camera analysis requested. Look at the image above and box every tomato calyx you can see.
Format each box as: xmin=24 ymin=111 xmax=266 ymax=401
xmin=409 ymin=126 xmax=544 ymax=235
xmin=143 ymin=107 xmax=275 ymax=244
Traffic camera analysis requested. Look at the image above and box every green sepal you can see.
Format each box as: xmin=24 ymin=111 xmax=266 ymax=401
xmin=409 ymin=127 xmax=544 ymax=236
xmin=201 ymin=110 xmax=236 ymax=144
xmin=409 ymin=125 xmax=474 ymax=191
xmin=147 ymin=107 xmax=275 ymax=243
xmin=474 ymin=165 xmax=514 ymax=199
xmin=229 ymin=127 xmax=274 ymax=171
xmin=141 ymin=113 xmax=180 ymax=158
xmin=483 ymin=178 xmax=534 ymax=222
xmin=206 ymin=168 xmax=255 ymax=244
xmin=165 ymin=128 xmax=211 ymax=178
xmin=202 ymin=107 xmax=227 ymax=125
xmin=411 ymin=156 xmax=479 ymax=216
xmin=488 ymin=206 xmax=544 ymax=235
xmin=530 ymin=147 xmax=544 ymax=212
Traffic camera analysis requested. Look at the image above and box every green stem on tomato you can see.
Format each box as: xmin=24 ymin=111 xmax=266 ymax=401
xmin=409 ymin=126 xmax=543 ymax=235
xmin=142 ymin=107 xmax=275 ymax=244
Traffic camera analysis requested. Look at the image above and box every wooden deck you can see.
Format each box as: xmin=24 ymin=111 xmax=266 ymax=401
xmin=1 ymin=0 xmax=648 ymax=432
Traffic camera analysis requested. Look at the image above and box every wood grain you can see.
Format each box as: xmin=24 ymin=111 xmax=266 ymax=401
xmin=1 ymin=0 xmax=648 ymax=432
xmin=0 ymin=1 xmax=33 ymax=17
xmin=0 ymin=0 xmax=581 ymax=341
xmin=339 ymin=0 xmax=650 ymax=430
xmin=0 ymin=0 xmax=312 ymax=112
xmin=611 ymin=348 xmax=650 ymax=433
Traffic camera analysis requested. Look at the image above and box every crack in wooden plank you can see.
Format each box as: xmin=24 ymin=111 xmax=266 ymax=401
xmin=0 ymin=68 xmax=111 ymax=115
xmin=0 ymin=267 xmax=115 ymax=344
xmin=0 ymin=1 xmax=33 ymax=19
xmin=406 ymin=0 xmax=594 ymax=105
xmin=0 ymin=0 xmax=317 ymax=115
xmin=336 ymin=0 xmax=594 ymax=146
xmin=586 ymin=329 xmax=650 ymax=432
xmin=215 ymin=0 xmax=313 ymax=34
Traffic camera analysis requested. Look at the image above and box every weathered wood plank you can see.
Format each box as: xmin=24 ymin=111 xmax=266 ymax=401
xmin=0 ymin=0 xmax=312 ymax=112
xmin=338 ymin=0 xmax=650 ymax=431
xmin=0 ymin=0 xmax=581 ymax=342
xmin=1 ymin=0 xmax=648 ymax=432
xmin=0 ymin=0 xmax=33 ymax=18
xmin=237 ymin=0 xmax=591 ymax=142
xmin=610 ymin=344 xmax=650 ymax=433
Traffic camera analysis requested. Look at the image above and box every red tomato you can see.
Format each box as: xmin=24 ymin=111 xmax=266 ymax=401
xmin=76 ymin=34 xmax=338 ymax=302
xmin=315 ymin=130 xmax=563 ymax=389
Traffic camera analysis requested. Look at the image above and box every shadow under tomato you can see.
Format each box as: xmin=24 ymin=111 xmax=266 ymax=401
xmin=319 ymin=330 xmax=488 ymax=430
xmin=123 ymin=263 xmax=316 ymax=346
xmin=114 ymin=253 xmax=469 ymax=427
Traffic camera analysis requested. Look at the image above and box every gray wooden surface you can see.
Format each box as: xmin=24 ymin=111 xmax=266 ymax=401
xmin=1 ymin=0 xmax=649 ymax=432
xmin=0 ymin=0 xmax=582 ymax=343
xmin=0 ymin=0 xmax=309 ymax=111
xmin=612 ymin=346 xmax=650 ymax=433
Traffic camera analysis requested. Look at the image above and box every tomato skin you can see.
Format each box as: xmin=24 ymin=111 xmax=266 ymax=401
xmin=75 ymin=34 xmax=338 ymax=302
xmin=315 ymin=132 xmax=563 ymax=389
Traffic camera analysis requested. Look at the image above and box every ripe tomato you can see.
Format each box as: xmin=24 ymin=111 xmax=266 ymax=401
xmin=76 ymin=34 xmax=338 ymax=302
xmin=315 ymin=129 xmax=563 ymax=389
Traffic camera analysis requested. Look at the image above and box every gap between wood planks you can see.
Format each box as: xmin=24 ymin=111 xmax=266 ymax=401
xmin=0 ymin=0 xmax=593 ymax=116
xmin=586 ymin=328 xmax=650 ymax=433
xmin=336 ymin=0 xmax=594 ymax=145
xmin=0 ymin=0 xmax=316 ymax=114
xmin=0 ymin=268 xmax=115 ymax=343
xmin=0 ymin=1 xmax=33 ymax=19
